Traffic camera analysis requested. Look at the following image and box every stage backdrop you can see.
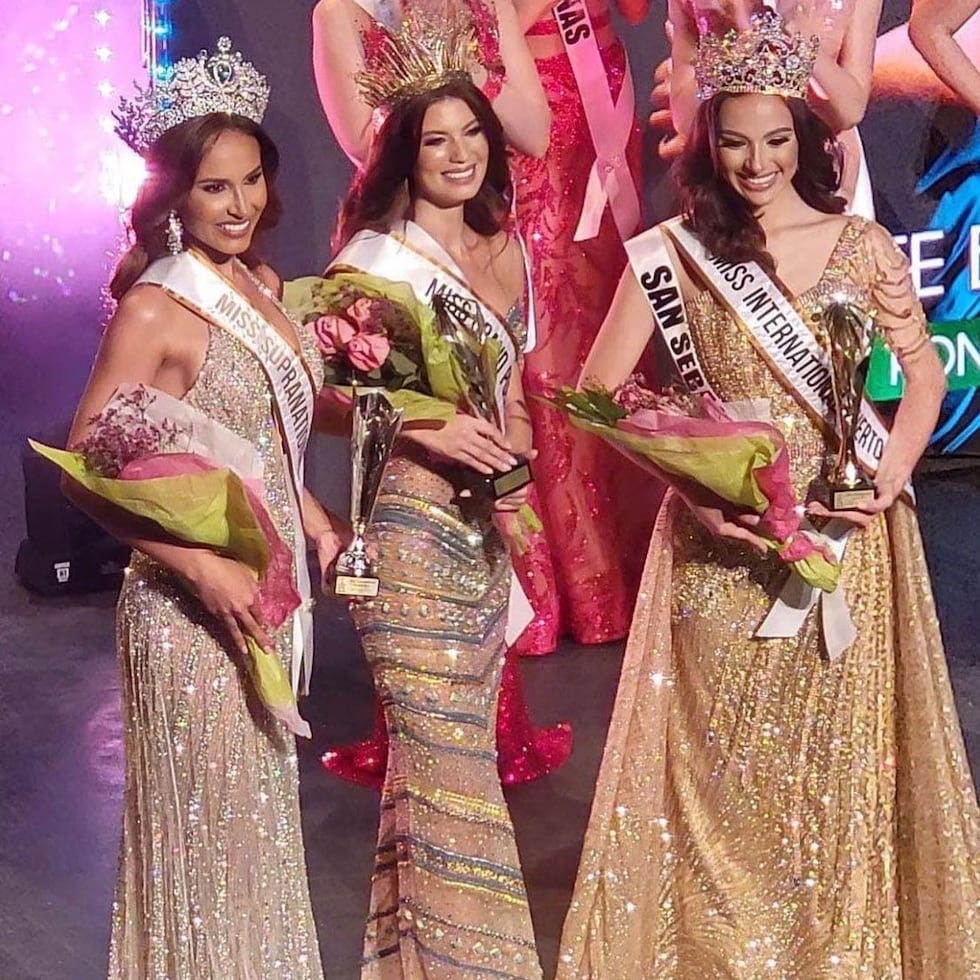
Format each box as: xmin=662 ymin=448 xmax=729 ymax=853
xmin=3 ymin=0 xmax=978 ymax=465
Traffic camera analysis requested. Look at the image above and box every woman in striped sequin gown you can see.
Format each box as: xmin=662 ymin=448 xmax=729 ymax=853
xmin=327 ymin=79 xmax=543 ymax=978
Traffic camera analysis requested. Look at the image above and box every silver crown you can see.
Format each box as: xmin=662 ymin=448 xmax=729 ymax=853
xmin=114 ymin=37 xmax=270 ymax=154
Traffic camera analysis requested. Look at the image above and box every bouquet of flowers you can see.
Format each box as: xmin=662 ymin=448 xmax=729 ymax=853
xmin=286 ymin=271 xmax=500 ymax=424
xmin=545 ymin=378 xmax=840 ymax=592
xmin=285 ymin=272 xmax=541 ymax=537
xmin=31 ymin=384 xmax=312 ymax=737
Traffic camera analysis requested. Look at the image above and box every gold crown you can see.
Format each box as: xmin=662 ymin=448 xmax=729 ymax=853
xmin=356 ymin=7 xmax=479 ymax=109
xmin=695 ymin=10 xmax=818 ymax=102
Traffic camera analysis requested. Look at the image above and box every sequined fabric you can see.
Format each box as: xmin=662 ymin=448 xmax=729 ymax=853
xmin=323 ymin=301 xmax=572 ymax=789
xmin=557 ymin=219 xmax=980 ymax=978
xmin=352 ymin=445 xmax=542 ymax=979
xmin=322 ymin=645 xmax=573 ymax=789
xmin=108 ymin=322 xmax=325 ymax=980
xmin=511 ymin=36 xmax=660 ymax=653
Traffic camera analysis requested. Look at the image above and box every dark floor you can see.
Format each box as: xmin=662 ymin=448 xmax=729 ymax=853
xmin=0 ymin=452 xmax=977 ymax=979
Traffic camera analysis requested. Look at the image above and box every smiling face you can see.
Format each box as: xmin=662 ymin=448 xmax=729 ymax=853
xmin=411 ymin=97 xmax=489 ymax=208
xmin=715 ymin=93 xmax=800 ymax=211
xmin=180 ymin=128 xmax=268 ymax=258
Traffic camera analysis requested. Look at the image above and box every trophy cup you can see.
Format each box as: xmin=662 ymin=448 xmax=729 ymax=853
xmin=430 ymin=294 xmax=533 ymax=500
xmin=821 ymin=299 xmax=876 ymax=511
xmin=332 ymin=389 xmax=404 ymax=598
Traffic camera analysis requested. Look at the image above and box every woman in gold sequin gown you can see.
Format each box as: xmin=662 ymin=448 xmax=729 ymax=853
xmin=328 ymin=81 xmax=543 ymax=978
xmin=664 ymin=0 xmax=881 ymax=216
xmin=65 ymin=105 xmax=344 ymax=978
xmin=557 ymin=75 xmax=980 ymax=980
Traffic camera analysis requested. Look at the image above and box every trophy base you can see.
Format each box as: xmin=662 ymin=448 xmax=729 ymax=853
xmin=334 ymin=574 xmax=380 ymax=598
xmin=829 ymin=484 xmax=876 ymax=510
xmin=464 ymin=457 xmax=533 ymax=501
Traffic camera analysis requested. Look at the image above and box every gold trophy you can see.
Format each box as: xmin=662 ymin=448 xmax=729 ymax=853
xmin=332 ymin=389 xmax=404 ymax=597
xmin=820 ymin=298 xmax=876 ymax=511
xmin=431 ymin=293 xmax=533 ymax=500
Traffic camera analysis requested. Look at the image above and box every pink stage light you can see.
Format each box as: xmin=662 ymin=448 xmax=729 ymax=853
xmin=0 ymin=4 xmax=142 ymax=307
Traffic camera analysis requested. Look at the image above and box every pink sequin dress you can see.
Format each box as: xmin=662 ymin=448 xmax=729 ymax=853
xmin=509 ymin=11 xmax=660 ymax=654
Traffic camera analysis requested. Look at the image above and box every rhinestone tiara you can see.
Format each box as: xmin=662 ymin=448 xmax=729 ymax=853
xmin=114 ymin=37 xmax=270 ymax=155
xmin=356 ymin=7 xmax=479 ymax=110
xmin=695 ymin=10 xmax=819 ymax=102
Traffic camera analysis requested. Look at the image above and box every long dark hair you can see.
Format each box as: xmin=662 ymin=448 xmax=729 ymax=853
xmin=109 ymin=113 xmax=282 ymax=300
xmin=333 ymin=79 xmax=511 ymax=251
xmin=673 ymin=93 xmax=845 ymax=274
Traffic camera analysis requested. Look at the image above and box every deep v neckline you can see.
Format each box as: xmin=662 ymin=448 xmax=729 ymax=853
xmin=771 ymin=218 xmax=859 ymax=307
xmin=398 ymin=220 xmax=521 ymax=326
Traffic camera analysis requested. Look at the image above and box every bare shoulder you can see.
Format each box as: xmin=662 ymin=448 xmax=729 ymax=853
xmin=109 ymin=283 xmax=183 ymax=344
xmin=105 ymin=282 xmax=207 ymax=366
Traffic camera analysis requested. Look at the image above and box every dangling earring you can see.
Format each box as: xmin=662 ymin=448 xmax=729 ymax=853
xmin=165 ymin=210 xmax=184 ymax=255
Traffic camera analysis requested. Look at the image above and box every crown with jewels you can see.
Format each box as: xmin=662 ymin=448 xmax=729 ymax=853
xmin=113 ymin=37 xmax=270 ymax=155
xmin=695 ymin=10 xmax=819 ymax=102
xmin=355 ymin=7 xmax=479 ymax=109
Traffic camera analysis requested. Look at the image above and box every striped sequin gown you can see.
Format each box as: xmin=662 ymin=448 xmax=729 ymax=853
xmin=352 ymin=445 xmax=542 ymax=980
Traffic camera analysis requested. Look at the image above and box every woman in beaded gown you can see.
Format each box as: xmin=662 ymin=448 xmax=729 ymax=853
xmin=63 ymin=52 xmax=341 ymax=979
xmin=312 ymin=0 xmax=571 ymax=788
xmin=664 ymin=0 xmax=881 ymax=216
xmin=557 ymin=17 xmax=980 ymax=979
xmin=327 ymin=78 xmax=543 ymax=978
xmin=507 ymin=0 xmax=660 ymax=653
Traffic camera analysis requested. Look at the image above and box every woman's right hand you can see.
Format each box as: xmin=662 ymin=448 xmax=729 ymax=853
xmin=180 ymin=550 xmax=274 ymax=656
xmin=404 ymin=414 xmax=518 ymax=475
xmin=677 ymin=485 xmax=771 ymax=554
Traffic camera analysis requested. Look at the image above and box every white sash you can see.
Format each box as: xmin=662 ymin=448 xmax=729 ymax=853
xmin=552 ymin=0 xmax=641 ymax=243
xmin=623 ymin=221 xmax=712 ymax=396
xmin=330 ymin=221 xmax=533 ymax=421
xmin=137 ymin=251 xmax=316 ymax=694
xmin=666 ymin=220 xmax=896 ymax=482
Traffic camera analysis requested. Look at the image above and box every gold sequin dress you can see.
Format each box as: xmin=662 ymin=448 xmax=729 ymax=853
xmin=352 ymin=445 xmax=542 ymax=977
xmin=557 ymin=219 xmax=980 ymax=979
xmin=107 ymin=319 xmax=325 ymax=979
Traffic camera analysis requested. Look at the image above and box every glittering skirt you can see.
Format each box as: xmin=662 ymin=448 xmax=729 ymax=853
xmin=557 ymin=495 xmax=980 ymax=978
xmin=510 ymin=37 xmax=659 ymax=651
xmin=352 ymin=449 xmax=542 ymax=979
xmin=108 ymin=557 xmax=323 ymax=980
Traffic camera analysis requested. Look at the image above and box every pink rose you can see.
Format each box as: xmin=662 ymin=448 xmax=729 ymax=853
xmin=347 ymin=296 xmax=378 ymax=332
xmin=314 ymin=314 xmax=356 ymax=357
xmin=346 ymin=331 xmax=391 ymax=372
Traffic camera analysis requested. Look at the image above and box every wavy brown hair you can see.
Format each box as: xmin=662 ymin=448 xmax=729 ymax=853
xmin=109 ymin=113 xmax=282 ymax=300
xmin=673 ymin=93 xmax=845 ymax=274
xmin=333 ymin=79 xmax=511 ymax=251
